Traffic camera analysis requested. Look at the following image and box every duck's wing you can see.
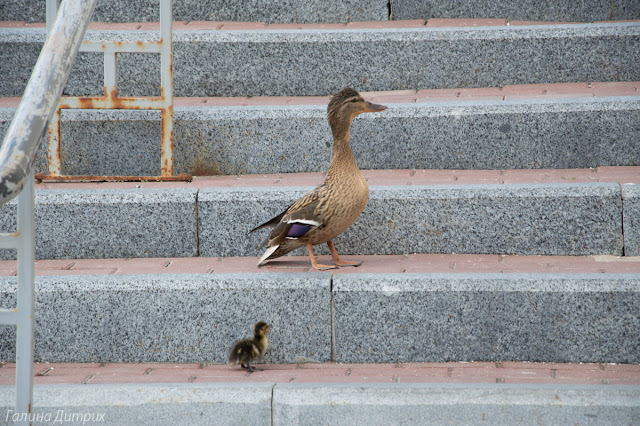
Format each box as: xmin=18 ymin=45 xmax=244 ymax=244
xmin=253 ymin=186 xmax=329 ymax=265
xmin=248 ymin=184 xmax=323 ymax=235
xmin=250 ymin=185 xmax=327 ymax=243
xmin=267 ymin=191 xmax=324 ymax=244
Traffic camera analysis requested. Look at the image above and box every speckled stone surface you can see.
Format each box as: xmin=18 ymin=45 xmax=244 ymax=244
xmin=198 ymin=187 xmax=310 ymax=258
xmin=2 ymin=98 xmax=638 ymax=176
xmin=623 ymin=185 xmax=640 ymax=256
xmin=0 ymin=0 xmax=387 ymax=23
xmin=2 ymin=383 xmax=637 ymax=425
xmin=172 ymin=106 xmax=333 ymax=176
xmin=392 ymin=0 xmax=640 ymax=21
xmin=198 ymin=183 xmax=623 ymax=257
xmin=332 ymin=273 xmax=640 ymax=363
xmin=172 ymin=99 xmax=638 ymax=174
xmin=274 ymin=383 xmax=640 ymax=425
xmin=1 ymin=23 xmax=639 ymax=97
xmin=0 ymin=188 xmax=198 ymax=260
xmin=3 ymin=0 xmax=639 ymax=23
xmin=0 ymin=273 xmax=332 ymax=363
xmin=55 ymin=110 xmax=161 ymax=176
xmin=380 ymin=98 xmax=640 ymax=171
xmin=0 ymin=383 xmax=273 ymax=425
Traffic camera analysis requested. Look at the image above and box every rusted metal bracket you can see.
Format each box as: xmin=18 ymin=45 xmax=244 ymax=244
xmin=44 ymin=0 xmax=191 ymax=182
xmin=34 ymin=172 xmax=192 ymax=183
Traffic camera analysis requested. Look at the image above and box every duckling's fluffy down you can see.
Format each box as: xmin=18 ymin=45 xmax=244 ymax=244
xmin=228 ymin=339 xmax=263 ymax=365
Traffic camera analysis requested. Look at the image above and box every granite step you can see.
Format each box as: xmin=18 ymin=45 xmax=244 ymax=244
xmin=2 ymin=0 xmax=638 ymax=23
xmin=0 ymin=168 xmax=638 ymax=260
xmin=201 ymin=181 xmax=627 ymax=258
xmin=1 ymin=86 xmax=639 ymax=175
xmin=1 ymin=21 xmax=639 ymax=97
xmin=0 ymin=255 xmax=639 ymax=364
xmin=1 ymin=380 xmax=638 ymax=424
xmin=1 ymin=362 xmax=639 ymax=424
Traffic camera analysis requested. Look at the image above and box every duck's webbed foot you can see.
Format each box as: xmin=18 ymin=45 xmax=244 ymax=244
xmin=242 ymin=363 xmax=263 ymax=373
xmin=307 ymin=243 xmax=339 ymax=270
xmin=335 ymin=259 xmax=362 ymax=267
xmin=327 ymin=240 xmax=362 ymax=267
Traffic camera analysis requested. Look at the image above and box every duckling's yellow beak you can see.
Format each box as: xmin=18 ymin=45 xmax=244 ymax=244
xmin=363 ymin=101 xmax=387 ymax=113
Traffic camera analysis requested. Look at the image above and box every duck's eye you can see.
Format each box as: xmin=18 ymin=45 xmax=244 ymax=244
xmin=347 ymin=98 xmax=359 ymax=103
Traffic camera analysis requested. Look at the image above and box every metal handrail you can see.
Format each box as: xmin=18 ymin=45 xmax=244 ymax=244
xmin=0 ymin=0 xmax=97 ymax=207
xmin=0 ymin=0 xmax=97 ymax=422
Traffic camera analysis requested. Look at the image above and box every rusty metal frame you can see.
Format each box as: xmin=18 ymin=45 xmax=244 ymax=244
xmin=38 ymin=0 xmax=191 ymax=183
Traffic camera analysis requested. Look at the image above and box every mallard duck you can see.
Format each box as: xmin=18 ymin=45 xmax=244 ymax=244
xmin=228 ymin=321 xmax=269 ymax=372
xmin=249 ymin=88 xmax=387 ymax=270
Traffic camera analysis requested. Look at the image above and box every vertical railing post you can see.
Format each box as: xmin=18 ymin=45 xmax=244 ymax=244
xmin=46 ymin=0 xmax=62 ymax=176
xmin=160 ymin=0 xmax=174 ymax=177
xmin=45 ymin=0 xmax=58 ymax=34
xmin=47 ymin=109 xmax=62 ymax=176
xmin=14 ymin=171 xmax=35 ymax=424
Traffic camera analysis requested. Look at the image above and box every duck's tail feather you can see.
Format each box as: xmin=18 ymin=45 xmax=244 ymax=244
xmin=257 ymin=245 xmax=279 ymax=266
xmin=248 ymin=210 xmax=288 ymax=235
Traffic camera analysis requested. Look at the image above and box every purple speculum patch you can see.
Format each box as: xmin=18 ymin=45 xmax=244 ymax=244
xmin=287 ymin=223 xmax=311 ymax=238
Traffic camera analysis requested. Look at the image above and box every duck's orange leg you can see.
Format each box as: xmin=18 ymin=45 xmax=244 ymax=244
xmin=307 ymin=243 xmax=338 ymax=270
xmin=327 ymin=240 xmax=362 ymax=267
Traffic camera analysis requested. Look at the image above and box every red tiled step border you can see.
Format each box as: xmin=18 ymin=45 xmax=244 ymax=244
xmin=1 ymin=361 xmax=638 ymax=386
xmin=23 ymin=166 xmax=640 ymax=190
xmin=141 ymin=81 xmax=640 ymax=105
xmin=1 ymin=82 xmax=638 ymax=108
xmin=0 ymin=253 xmax=638 ymax=277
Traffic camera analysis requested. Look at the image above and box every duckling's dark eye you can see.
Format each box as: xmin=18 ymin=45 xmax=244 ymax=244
xmin=348 ymin=98 xmax=359 ymax=103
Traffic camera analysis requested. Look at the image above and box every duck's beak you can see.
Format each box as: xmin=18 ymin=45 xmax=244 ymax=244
xmin=363 ymin=101 xmax=387 ymax=113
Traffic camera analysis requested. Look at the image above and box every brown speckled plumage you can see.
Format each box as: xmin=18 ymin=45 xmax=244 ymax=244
xmin=249 ymin=88 xmax=387 ymax=270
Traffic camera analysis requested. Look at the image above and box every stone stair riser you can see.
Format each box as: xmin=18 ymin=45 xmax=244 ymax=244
xmin=0 ymin=273 xmax=331 ymax=363
xmin=0 ymin=183 xmax=630 ymax=260
xmin=1 ymin=0 xmax=387 ymax=24
xmin=624 ymin=186 xmax=640 ymax=256
xmin=274 ymin=384 xmax=640 ymax=425
xmin=333 ymin=274 xmax=640 ymax=364
xmin=1 ymin=98 xmax=638 ymax=175
xmin=0 ymin=189 xmax=198 ymax=260
xmin=1 ymin=24 xmax=639 ymax=97
xmin=393 ymin=0 xmax=640 ymax=22
xmin=1 ymin=383 xmax=638 ymax=426
xmin=200 ymin=183 xmax=624 ymax=258
xmin=3 ymin=0 xmax=639 ymax=24
xmin=0 ymin=273 xmax=638 ymax=364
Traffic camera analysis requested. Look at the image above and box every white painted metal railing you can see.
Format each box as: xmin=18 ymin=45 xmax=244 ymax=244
xmin=0 ymin=173 xmax=35 ymax=424
xmin=1 ymin=1 xmax=176 ymax=419
xmin=0 ymin=1 xmax=97 ymax=422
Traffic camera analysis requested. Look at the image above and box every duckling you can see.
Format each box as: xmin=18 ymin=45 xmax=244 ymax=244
xmin=228 ymin=321 xmax=269 ymax=372
xmin=249 ymin=88 xmax=387 ymax=270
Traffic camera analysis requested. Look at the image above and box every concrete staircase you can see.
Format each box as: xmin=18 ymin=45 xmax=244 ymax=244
xmin=1 ymin=1 xmax=639 ymax=422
